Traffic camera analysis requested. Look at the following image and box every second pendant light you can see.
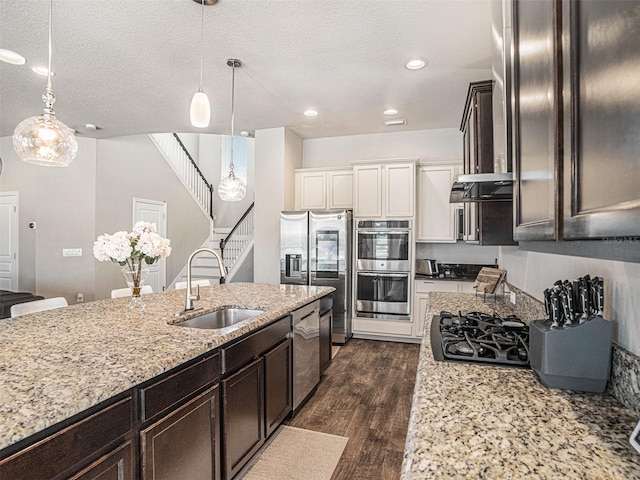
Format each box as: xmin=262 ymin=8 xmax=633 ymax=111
xmin=218 ymin=59 xmax=246 ymax=202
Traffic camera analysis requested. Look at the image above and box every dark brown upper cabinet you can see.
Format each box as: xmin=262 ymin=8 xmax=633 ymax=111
xmin=562 ymin=0 xmax=640 ymax=239
xmin=461 ymin=81 xmax=517 ymax=246
xmin=510 ymin=0 xmax=563 ymax=241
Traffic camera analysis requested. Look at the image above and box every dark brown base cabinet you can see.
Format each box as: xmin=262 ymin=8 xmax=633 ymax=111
xmin=0 ymin=396 xmax=134 ymax=480
xmin=222 ymin=359 xmax=265 ymax=480
xmin=220 ymin=316 xmax=292 ymax=479
xmin=264 ymin=339 xmax=293 ymax=437
xmin=141 ymin=386 xmax=220 ymax=480
xmin=0 ymin=311 xmax=305 ymax=480
xmin=70 ymin=442 xmax=134 ymax=480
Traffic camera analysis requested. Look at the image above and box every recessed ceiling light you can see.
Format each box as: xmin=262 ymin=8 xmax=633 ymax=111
xmin=85 ymin=123 xmax=98 ymax=131
xmin=240 ymin=131 xmax=251 ymax=137
xmin=0 ymin=48 xmax=26 ymax=65
xmin=384 ymin=119 xmax=407 ymax=126
xmin=31 ymin=66 xmax=55 ymax=77
xmin=384 ymin=108 xmax=398 ymax=116
xmin=304 ymin=110 xmax=318 ymax=117
xmin=405 ymin=59 xmax=426 ymax=70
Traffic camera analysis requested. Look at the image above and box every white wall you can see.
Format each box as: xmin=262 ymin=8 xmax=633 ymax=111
xmin=302 ymin=128 xmax=462 ymax=168
xmin=95 ymin=135 xmax=210 ymax=299
xmin=500 ymin=247 xmax=640 ymax=355
xmin=0 ymin=136 xmax=97 ymax=303
xmin=254 ymin=127 xmax=302 ymax=284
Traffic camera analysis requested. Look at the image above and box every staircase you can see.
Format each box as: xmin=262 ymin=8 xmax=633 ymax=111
xmin=172 ymin=229 xmax=229 ymax=287
xmin=150 ymin=133 xmax=254 ymax=287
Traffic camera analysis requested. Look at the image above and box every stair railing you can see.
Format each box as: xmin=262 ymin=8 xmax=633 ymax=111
xmin=220 ymin=202 xmax=255 ymax=272
xmin=149 ymin=133 xmax=214 ymax=219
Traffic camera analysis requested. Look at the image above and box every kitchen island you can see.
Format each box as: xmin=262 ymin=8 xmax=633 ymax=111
xmin=0 ymin=283 xmax=331 ymax=458
xmin=402 ymin=292 xmax=640 ymax=480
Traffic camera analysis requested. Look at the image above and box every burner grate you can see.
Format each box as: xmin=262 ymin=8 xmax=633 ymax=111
xmin=432 ymin=311 xmax=530 ymax=367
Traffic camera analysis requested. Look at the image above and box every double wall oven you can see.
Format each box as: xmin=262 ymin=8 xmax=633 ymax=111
xmin=354 ymin=220 xmax=412 ymax=320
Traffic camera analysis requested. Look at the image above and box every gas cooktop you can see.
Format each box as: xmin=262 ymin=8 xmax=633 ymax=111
xmin=430 ymin=311 xmax=530 ymax=367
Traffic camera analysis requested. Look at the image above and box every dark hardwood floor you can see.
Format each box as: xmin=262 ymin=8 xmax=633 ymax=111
xmin=287 ymin=339 xmax=421 ymax=480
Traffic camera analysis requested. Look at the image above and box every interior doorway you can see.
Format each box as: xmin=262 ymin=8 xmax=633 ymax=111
xmin=0 ymin=192 xmax=19 ymax=291
xmin=133 ymin=198 xmax=167 ymax=292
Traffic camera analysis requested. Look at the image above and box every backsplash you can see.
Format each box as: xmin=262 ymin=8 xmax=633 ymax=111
xmin=608 ymin=347 xmax=640 ymax=416
xmin=508 ymin=283 xmax=640 ymax=416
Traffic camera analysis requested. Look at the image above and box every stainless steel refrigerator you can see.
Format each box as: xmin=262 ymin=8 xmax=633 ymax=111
xmin=280 ymin=210 xmax=353 ymax=344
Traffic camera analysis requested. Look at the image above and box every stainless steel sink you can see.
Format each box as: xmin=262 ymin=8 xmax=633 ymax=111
xmin=175 ymin=307 xmax=264 ymax=330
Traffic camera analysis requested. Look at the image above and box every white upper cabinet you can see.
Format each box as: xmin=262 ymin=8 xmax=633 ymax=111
xmin=353 ymin=161 xmax=415 ymax=218
xmin=353 ymin=164 xmax=382 ymax=217
xmin=327 ymin=170 xmax=354 ymax=210
xmin=417 ymin=164 xmax=460 ymax=242
xmin=295 ymin=168 xmax=353 ymax=210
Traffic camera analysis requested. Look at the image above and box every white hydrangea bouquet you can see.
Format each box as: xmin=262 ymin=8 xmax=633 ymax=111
xmin=93 ymin=221 xmax=171 ymax=297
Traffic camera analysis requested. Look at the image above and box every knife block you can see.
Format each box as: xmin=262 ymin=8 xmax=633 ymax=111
xmin=529 ymin=316 xmax=613 ymax=393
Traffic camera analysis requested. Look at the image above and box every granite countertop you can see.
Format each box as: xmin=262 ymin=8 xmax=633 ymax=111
xmin=402 ymin=292 xmax=640 ymax=480
xmin=0 ymin=282 xmax=333 ymax=451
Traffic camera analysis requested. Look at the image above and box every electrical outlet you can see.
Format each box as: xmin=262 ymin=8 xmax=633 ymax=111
xmin=63 ymin=248 xmax=83 ymax=257
xmin=510 ymin=291 xmax=517 ymax=305
xmin=76 ymin=292 xmax=84 ymax=303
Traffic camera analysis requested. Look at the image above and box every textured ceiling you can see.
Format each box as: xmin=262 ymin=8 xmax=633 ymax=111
xmin=0 ymin=0 xmax=494 ymax=140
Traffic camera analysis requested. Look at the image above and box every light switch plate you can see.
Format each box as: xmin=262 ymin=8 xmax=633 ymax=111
xmin=63 ymin=248 xmax=83 ymax=257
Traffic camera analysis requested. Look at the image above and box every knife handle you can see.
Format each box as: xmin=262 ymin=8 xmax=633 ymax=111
xmin=595 ymin=278 xmax=604 ymax=316
xmin=543 ymin=288 xmax=551 ymax=319
xmin=560 ymin=290 xmax=573 ymax=327
xmin=579 ymin=283 xmax=590 ymax=323
xmin=551 ymin=289 xmax=562 ymax=328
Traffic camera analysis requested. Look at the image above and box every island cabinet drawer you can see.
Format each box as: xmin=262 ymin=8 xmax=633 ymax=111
xmin=222 ymin=316 xmax=290 ymax=375
xmin=141 ymin=352 xmax=221 ymax=423
xmin=0 ymin=396 xmax=133 ymax=480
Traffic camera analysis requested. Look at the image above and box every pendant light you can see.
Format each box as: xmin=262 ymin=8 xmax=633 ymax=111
xmin=12 ymin=0 xmax=77 ymax=167
xmin=189 ymin=0 xmax=211 ymax=128
xmin=217 ymin=59 xmax=246 ymax=202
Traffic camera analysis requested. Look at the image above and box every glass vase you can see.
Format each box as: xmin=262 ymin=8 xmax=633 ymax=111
xmin=121 ymin=266 xmax=149 ymax=310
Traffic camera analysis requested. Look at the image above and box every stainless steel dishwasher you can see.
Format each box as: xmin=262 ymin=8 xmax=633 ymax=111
xmin=291 ymin=300 xmax=320 ymax=412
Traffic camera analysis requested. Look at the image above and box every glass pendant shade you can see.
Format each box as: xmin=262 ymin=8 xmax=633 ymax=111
xmin=13 ymin=112 xmax=77 ymax=167
xmin=190 ymin=89 xmax=210 ymax=128
xmin=218 ymin=171 xmax=246 ymax=202
xmin=12 ymin=0 xmax=77 ymax=167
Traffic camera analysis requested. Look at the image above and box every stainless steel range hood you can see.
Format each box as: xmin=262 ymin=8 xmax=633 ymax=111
xmin=449 ymin=172 xmax=514 ymax=203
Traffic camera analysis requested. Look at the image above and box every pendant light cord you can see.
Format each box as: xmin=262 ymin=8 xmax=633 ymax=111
xmin=229 ymin=64 xmax=235 ymax=172
xmin=199 ymin=0 xmax=204 ymax=91
xmin=47 ymin=0 xmax=52 ymax=93
xmin=43 ymin=0 xmax=55 ymax=116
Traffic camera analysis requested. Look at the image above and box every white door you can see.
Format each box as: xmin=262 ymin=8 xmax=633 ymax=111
xmin=133 ymin=198 xmax=167 ymax=292
xmin=0 ymin=192 xmax=19 ymax=291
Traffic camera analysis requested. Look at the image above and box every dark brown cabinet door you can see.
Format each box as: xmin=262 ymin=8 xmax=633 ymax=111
xmin=222 ymin=358 xmax=265 ymax=480
xmin=511 ymin=0 xmax=563 ymax=241
xmin=264 ymin=339 xmax=293 ymax=437
xmin=140 ymin=385 xmax=220 ymax=480
xmin=562 ymin=0 xmax=640 ymax=239
xmin=70 ymin=442 xmax=134 ymax=480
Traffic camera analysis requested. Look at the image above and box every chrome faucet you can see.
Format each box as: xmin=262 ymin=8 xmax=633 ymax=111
xmin=182 ymin=247 xmax=226 ymax=313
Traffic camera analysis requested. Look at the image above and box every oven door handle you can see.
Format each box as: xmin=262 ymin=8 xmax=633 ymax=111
xmin=357 ymin=272 xmax=409 ymax=278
